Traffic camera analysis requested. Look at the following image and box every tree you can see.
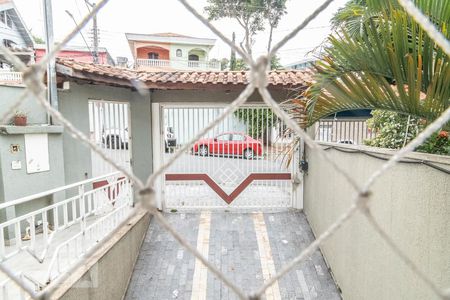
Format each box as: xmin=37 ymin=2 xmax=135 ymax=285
xmin=235 ymin=58 xmax=249 ymax=71
xmin=365 ymin=110 xmax=422 ymax=149
xmin=261 ymin=0 xmax=288 ymax=52
xmin=230 ymin=32 xmax=237 ymax=70
xmin=303 ymin=0 xmax=450 ymax=127
xmin=33 ymin=35 xmax=45 ymax=44
xmin=205 ymin=0 xmax=288 ymax=57
xmin=234 ymin=108 xmax=275 ymax=143
xmin=270 ymin=55 xmax=283 ymax=70
xmin=365 ymin=110 xmax=450 ymax=155
xmin=220 ymin=58 xmax=230 ymax=70
xmin=205 ymin=0 xmax=264 ymax=55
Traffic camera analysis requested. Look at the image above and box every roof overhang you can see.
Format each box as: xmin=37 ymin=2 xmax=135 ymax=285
xmin=55 ymin=59 xmax=313 ymax=91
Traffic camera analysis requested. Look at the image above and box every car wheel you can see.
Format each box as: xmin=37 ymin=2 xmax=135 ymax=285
xmin=198 ymin=145 xmax=209 ymax=156
xmin=243 ymin=148 xmax=255 ymax=160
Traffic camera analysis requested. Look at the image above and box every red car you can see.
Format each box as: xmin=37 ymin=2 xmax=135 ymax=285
xmin=193 ymin=132 xmax=263 ymax=159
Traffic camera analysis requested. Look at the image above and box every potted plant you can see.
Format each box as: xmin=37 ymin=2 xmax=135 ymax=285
xmin=13 ymin=111 xmax=27 ymax=126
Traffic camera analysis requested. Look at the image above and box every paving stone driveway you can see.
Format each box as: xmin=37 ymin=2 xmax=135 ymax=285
xmin=125 ymin=211 xmax=340 ymax=300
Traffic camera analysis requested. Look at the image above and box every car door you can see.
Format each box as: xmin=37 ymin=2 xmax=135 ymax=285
xmin=213 ymin=134 xmax=230 ymax=155
xmin=231 ymin=134 xmax=245 ymax=156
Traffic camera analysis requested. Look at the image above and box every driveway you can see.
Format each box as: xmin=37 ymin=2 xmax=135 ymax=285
xmin=125 ymin=211 xmax=340 ymax=300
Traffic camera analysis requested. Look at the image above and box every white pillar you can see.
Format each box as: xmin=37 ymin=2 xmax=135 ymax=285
xmin=151 ymin=103 xmax=164 ymax=210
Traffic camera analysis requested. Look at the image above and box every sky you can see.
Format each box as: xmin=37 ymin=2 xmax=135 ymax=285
xmin=13 ymin=0 xmax=348 ymax=65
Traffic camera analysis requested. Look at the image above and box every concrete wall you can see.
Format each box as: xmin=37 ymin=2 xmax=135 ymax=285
xmin=0 ymin=85 xmax=47 ymax=125
xmin=58 ymin=83 xmax=153 ymax=184
xmin=49 ymin=209 xmax=151 ymax=300
xmin=303 ymin=143 xmax=450 ymax=300
xmin=0 ymin=86 xmax=65 ymax=223
xmin=0 ymin=132 xmax=65 ymax=221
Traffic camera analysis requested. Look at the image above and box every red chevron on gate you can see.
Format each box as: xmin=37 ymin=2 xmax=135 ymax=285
xmin=165 ymin=173 xmax=292 ymax=204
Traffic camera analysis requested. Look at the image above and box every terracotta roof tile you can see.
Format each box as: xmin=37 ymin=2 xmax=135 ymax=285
xmin=55 ymin=58 xmax=314 ymax=89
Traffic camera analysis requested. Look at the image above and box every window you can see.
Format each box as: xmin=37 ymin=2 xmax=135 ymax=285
xmin=148 ymin=52 xmax=159 ymax=59
xmin=1 ymin=12 xmax=13 ymax=28
xmin=6 ymin=14 xmax=13 ymax=28
xmin=231 ymin=134 xmax=245 ymax=141
xmin=216 ymin=134 xmax=230 ymax=141
xmin=188 ymin=54 xmax=199 ymax=61
xmin=3 ymin=39 xmax=15 ymax=48
xmin=176 ymin=49 xmax=182 ymax=57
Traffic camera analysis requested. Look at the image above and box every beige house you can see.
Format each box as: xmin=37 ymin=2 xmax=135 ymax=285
xmin=125 ymin=32 xmax=220 ymax=71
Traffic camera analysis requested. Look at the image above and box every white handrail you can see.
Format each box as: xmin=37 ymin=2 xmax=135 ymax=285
xmin=0 ymin=174 xmax=131 ymax=263
xmin=0 ymin=172 xmax=120 ymax=211
xmin=0 ymin=71 xmax=23 ymax=82
xmin=135 ymin=58 xmax=221 ymax=71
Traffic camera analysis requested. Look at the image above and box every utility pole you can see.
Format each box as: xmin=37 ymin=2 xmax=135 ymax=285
xmin=85 ymin=0 xmax=99 ymax=64
xmin=43 ymin=0 xmax=58 ymax=119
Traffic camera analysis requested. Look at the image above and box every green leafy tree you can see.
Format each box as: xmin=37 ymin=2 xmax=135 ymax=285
xmin=365 ymin=110 xmax=422 ymax=149
xmin=205 ymin=0 xmax=264 ymax=55
xmin=234 ymin=108 xmax=275 ymax=143
xmin=303 ymin=0 xmax=450 ymax=127
xmin=261 ymin=0 xmax=288 ymax=52
xmin=33 ymin=35 xmax=45 ymax=44
xmin=270 ymin=55 xmax=283 ymax=70
xmin=205 ymin=0 xmax=288 ymax=58
xmin=235 ymin=58 xmax=249 ymax=71
xmin=220 ymin=58 xmax=230 ymax=70
xmin=365 ymin=110 xmax=450 ymax=155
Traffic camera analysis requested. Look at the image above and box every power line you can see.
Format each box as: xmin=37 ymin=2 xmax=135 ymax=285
xmin=65 ymin=9 xmax=95 ymax=60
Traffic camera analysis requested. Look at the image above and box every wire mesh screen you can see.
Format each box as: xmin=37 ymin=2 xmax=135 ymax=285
xmin=0 ymin=0 xmax=449 ymax=299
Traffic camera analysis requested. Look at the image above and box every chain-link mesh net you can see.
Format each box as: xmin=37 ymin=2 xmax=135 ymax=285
xmin=0 ymin=0 xmax=449 ymax=299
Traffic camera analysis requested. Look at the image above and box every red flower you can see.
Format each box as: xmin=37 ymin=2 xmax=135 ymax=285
xmin=438 ymin=131 xmax=448 ymax=138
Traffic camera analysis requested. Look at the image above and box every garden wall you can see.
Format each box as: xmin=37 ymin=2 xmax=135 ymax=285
xmin=303 ymin=142 xmax=450 ymax=300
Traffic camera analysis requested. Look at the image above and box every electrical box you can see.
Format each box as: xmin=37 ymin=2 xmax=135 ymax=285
xmin=24 ymin=134 xmax=50 ymax=173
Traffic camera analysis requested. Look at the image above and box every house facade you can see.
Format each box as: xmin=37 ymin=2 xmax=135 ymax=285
xmin=126 ymin=32 xmax=220 ymax=71
xmin=284 ymin=58 xmax=317 ymax=70
xmin=0 ymin=0 xmax=33 ymax=85
xmin=35 ymin=44 xmax=115 ymax=65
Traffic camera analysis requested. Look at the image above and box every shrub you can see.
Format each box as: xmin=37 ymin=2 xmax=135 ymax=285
xmin=365 ymin=110 xmax=449 ymax=155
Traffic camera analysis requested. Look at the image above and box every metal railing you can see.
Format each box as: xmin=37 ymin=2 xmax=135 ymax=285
xmin=0 ymin=172 xmax=133 ymax=293
xmin=135 ymin=58 xmax=221 ymax=71
xmin=46 ymin=199 xmax=132 ymax=282
xmin=314 ymin=118 xmax=377 ymax=145
xmin=0 ymin=71 xmax=23 ymax=84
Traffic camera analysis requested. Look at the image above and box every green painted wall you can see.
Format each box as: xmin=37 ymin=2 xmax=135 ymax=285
xmin=0 ymin=133 xmax=65 ymax=222
xmin=0 ymin=85 xmax=47 ymax=125
xmin=58 ymin=83 xmax=153 ymax=185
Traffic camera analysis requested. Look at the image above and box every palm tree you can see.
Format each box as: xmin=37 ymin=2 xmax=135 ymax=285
xmin=303 ymin=0 xmax=450 ymax=127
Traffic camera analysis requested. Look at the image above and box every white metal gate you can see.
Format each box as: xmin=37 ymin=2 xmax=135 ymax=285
xmin=160 ymin=105 xmax=296 ymax=209
xmin=88 ymin=100 xmax=132 ymax=177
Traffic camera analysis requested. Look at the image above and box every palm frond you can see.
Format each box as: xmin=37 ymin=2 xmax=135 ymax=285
xmin=305 ymin=0 xmax=450 ymax=126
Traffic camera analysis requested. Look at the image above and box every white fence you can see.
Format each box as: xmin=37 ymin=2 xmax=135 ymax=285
xmin=315 ymin=118 xmax=376 ymax=145
xmin=0 ymin=172 xmax=133 ymax=297
xmin=135 ymin=59 xmax=221 ymax=71
xmin=0 ymin=71 xmax=23 ymax=84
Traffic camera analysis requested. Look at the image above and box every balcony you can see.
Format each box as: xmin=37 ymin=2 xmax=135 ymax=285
xmin=135 ymin=58 xmax=221 ymax=71
xmin=0 ymin=71 xmax=23 ymax=85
